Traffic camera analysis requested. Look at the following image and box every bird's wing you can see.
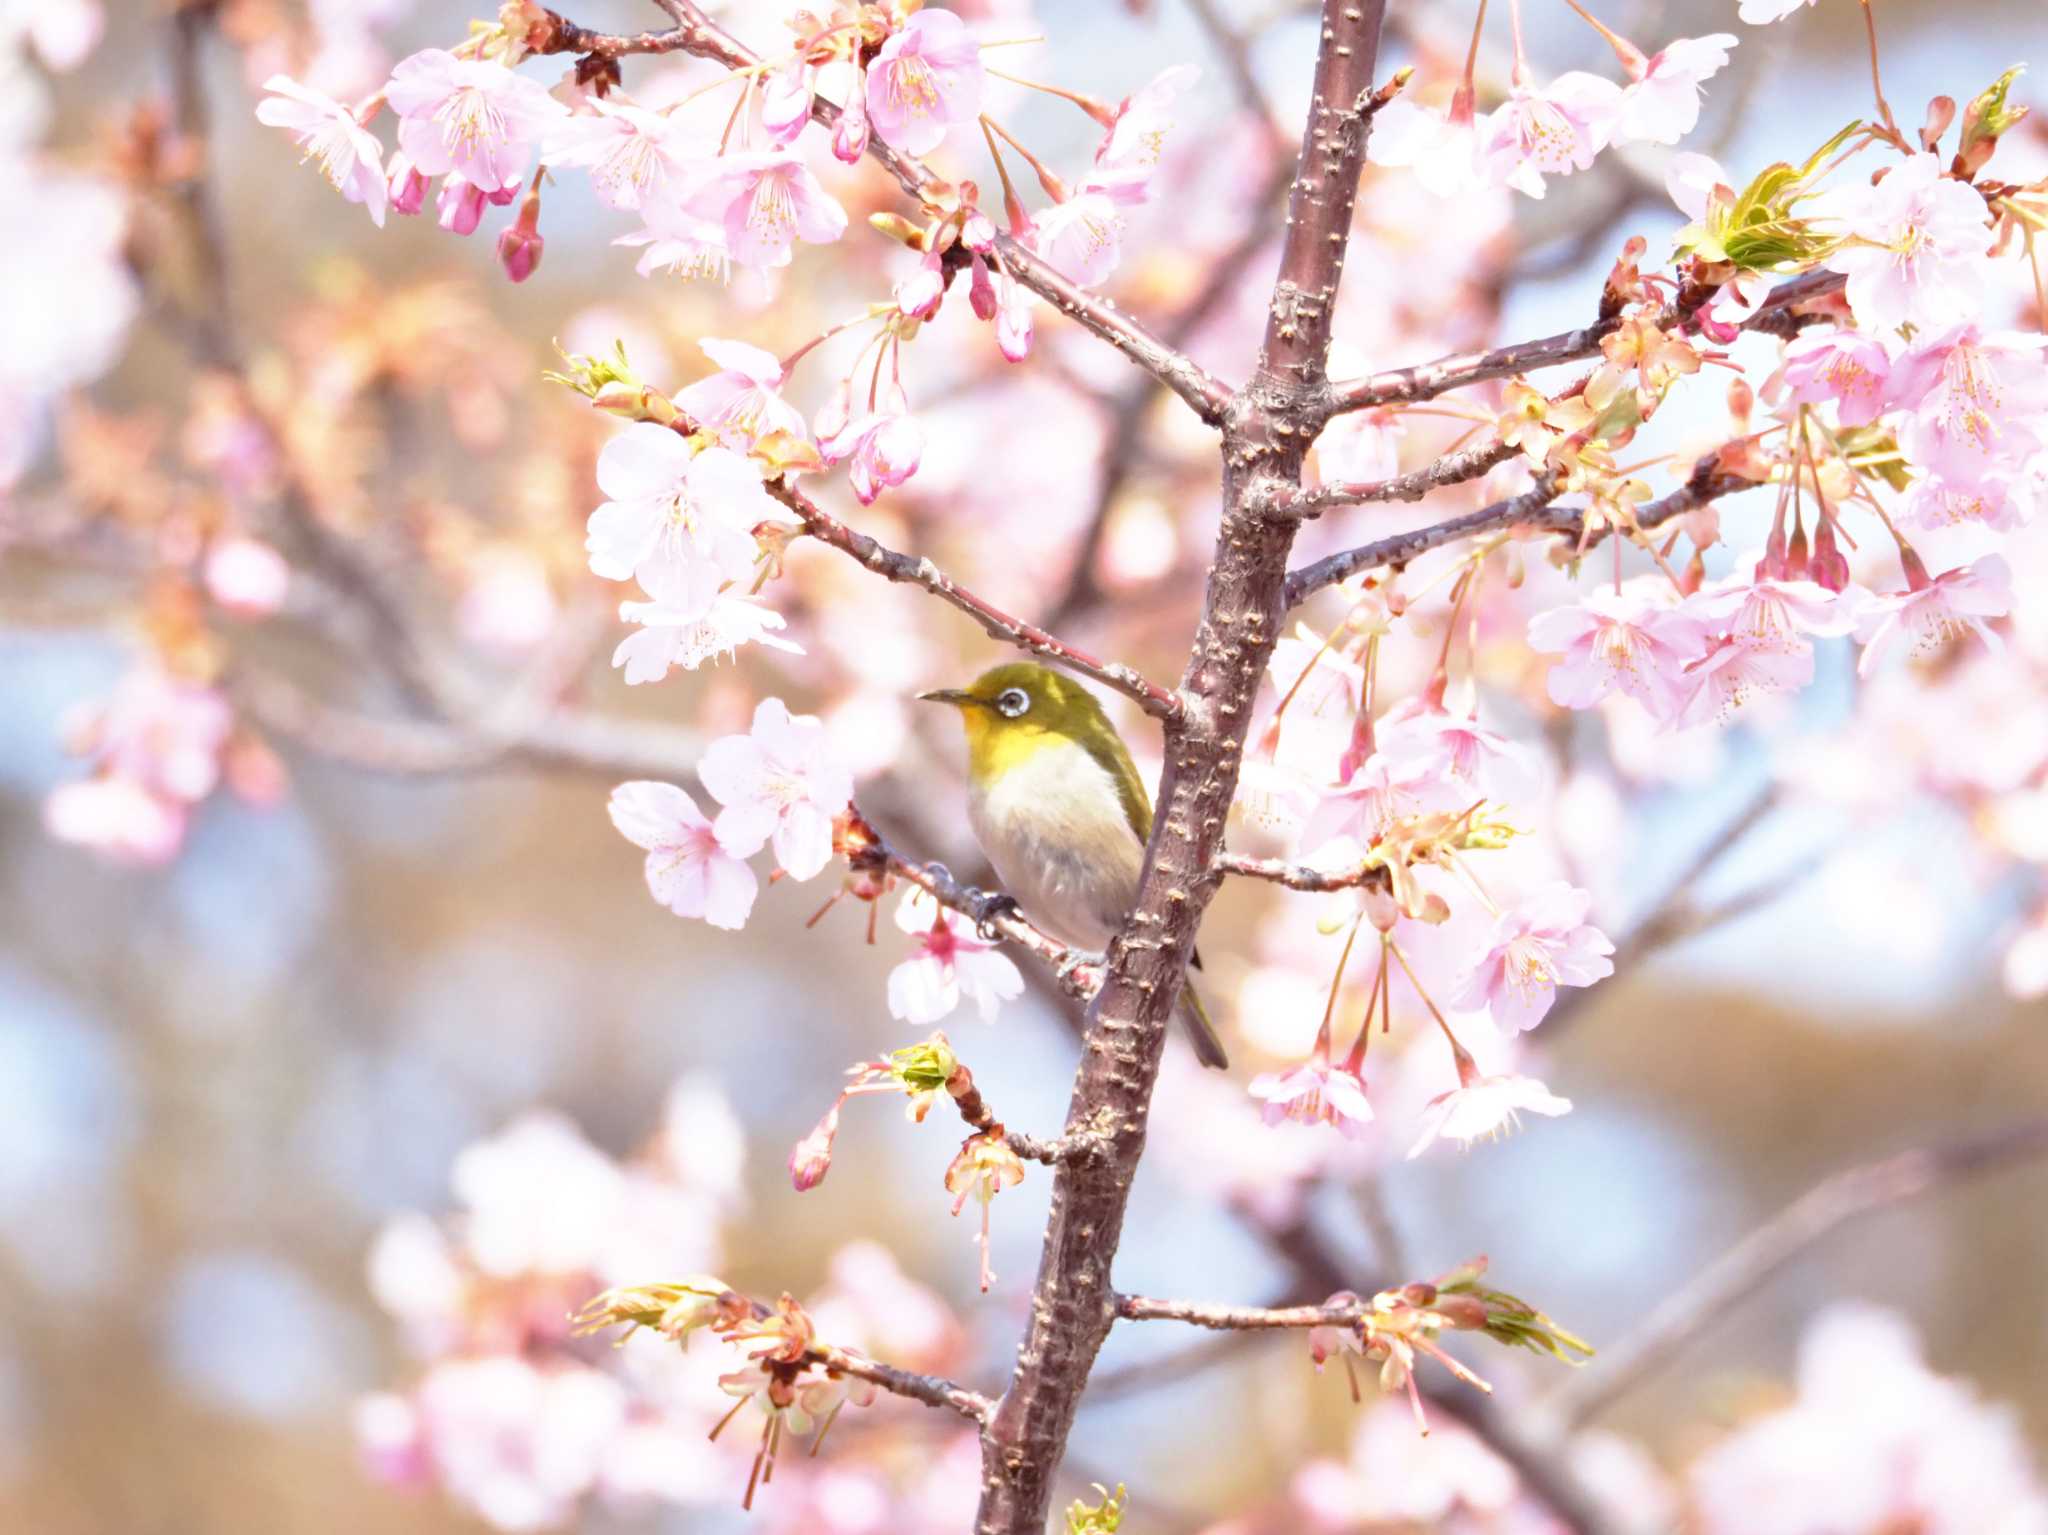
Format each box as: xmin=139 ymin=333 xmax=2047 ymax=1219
xmin=1078 ymin=715 xmax=1203 ymax=969
xmin=1076 ymin=722 xmax=1155 ymax=847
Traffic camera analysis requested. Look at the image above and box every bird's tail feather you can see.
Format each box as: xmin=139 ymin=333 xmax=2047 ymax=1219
xmin=1177 ymin=979 xmax=1230 ymax=1070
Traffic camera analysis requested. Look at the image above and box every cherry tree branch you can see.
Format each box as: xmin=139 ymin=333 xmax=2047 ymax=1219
xmin=1551 ymin=1114 xmax=2048 ymax=1428
xmin=1273 ymin=438 xmax=1530 ymax=522
xmin=1212 ymin=851 xmax=1386 ymax=892
xmin=539 ymin=3 xmax=1234 ymax=424
xmin=1282 ymin=453 xmax=1761 ymax=606
xmin=1323 ymin=269 xmax=1847 ymax=415
xmin=806 ymin=1345 xmax=996 ymax=1422
xmin=971 ymin=6 xmax=1393 ymax=1528
xmin=1115 ymin=1294 xmax=1367 ymax=1329
xmin=777 ymin=482 xmax=1183 ymax=720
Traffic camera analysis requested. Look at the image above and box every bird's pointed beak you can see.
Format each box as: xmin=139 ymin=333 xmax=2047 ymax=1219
xmin=917 ymin=688 xmax=977 ymax=708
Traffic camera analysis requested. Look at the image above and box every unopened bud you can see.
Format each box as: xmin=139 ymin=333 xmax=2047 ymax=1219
xmin=788 ymin=1101 xmax=842 ymax=1192
xmin=497 ymin=190 xmax=544 ymax=282
xmin=388 ymin=152 xmax=428 ymax=216
xmin=1920 ymin=94 xmax=1956 ymax=152
xmin=833 ymin=84 xmax=871 ymax=162
xmin=969 ymin=254 xmax=997 ymax=321
xmin=436 ymin=177 xmax=486 ymax=236
xmin=869 ymin=211 xmax=926 ymax=249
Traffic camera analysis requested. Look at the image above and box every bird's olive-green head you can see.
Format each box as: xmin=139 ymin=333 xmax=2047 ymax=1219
xmin=919 ymin=663 xmax=1150 ymax=831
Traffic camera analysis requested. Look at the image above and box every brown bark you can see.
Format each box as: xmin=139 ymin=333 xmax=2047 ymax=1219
xmin=972 ymin=5 xmax=1391 ymax=1529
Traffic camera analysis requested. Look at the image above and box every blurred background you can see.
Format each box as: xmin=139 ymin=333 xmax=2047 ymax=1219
xmin=4 ymin=0 xmax=2047 ymax=1531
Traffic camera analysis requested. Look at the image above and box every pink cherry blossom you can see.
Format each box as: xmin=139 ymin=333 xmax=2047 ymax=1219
xmin=608 ymin=780 xmax=759 ymax=930
xmin=1780 ymin=327 xmax=1894 ymax=425
xmin=1822 ymin=153 xmax=1993 ymax=335
xmin=385 ymin=49 xmax=565 ymax=195
xmin=614 ymin=209 xmax=730 ymax=282
xmin=1406 ymin=1073 xmax=1572 ymax=1158
xmin=1377 ymin=705 xmax=1538 ymax=804
xmin=698 ymin=697 xmax=854 ymax=881
xmin=819 ymin=409 xmax=925 ymax=505
xmin=1899 ymin=471 xmax=2035 ymax=533
xmin=79 ymin=666 xmax=234 ymax=804
xmin=203 ymin=536 xmax=291 ymax=617
xmin=1479 ymin=72 xmax=1624 ymax=199
xmin=612 ymin=557 xmax=800 ymax=685
xmin=42 ymin=776 xmax=187 ymax=865
xmin=585 ymin=424 xmax=787 ymax=586
xmin=541 ymin=99 xmax=699 ymax=214
xmin=1527 ymin=585 xmax=1711 ymax=719
xmin=386 ymin=151 xmax=428 ymax=215
xmin=1689 ymin=1304 xmax=2048 ymax=1535
xmin=255 ymin=75 xmax=388 ymax=226
xmin=1365 ymin=96 xmax=1482 ymax=197
xmin=673 ymin=338 xmax=808 ymax=452
xmin=1247 ymin=1058 xmax=1375 ymax=1140
xmin=1889 ymin=326 xmax=2048 ymax=490
xmin=1299 ymin=751 xmax=1460 ymax=857
xmin=1451 ymin=882 xmax=1614 ymax=1032
xmin=1311 ymin=406 xmax=1406 ymax=487
xmin=992 ymin=261 xmax=1034 ymax=361
xmin=1025 ymin=190 xmax=1125 ymax=288
xmin=434 ymin=177 xmax=487 ymax=236
xmin=1612 ymin=35 xmax=1736 ymax=147
xmin=864 ymin=9 xmax=984 ymax=157
xmin=1737 ymin=0 xmax=1817 ymax=22
xmin=886 ymin=888 xmax=1024 ymax=1026
xmin=1689 ymin=561 xmax=1858 ymax=653
xmin=759 ymin=62 xmax=814 ymax=148
xmin=1855 ymin=553 xmax=2012 ymax=676
xmin=1674 ymin=633 xmax=1815 ymax=728
xmin=1086 ymin=64 xmax=1199 ymax=202
xmin=682 ymin=150 xmax=846 ymax=271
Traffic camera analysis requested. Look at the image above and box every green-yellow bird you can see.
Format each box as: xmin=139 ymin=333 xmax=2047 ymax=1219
xmin=919 ymin=662 xmax=1230 ymax=1070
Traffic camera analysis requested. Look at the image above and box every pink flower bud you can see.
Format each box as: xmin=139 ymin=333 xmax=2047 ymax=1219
xmin=960 ymin=211 xmax=996 ymax=254
xmin=895 ymin=251 xmax=945 ymax=320
xmin=761 ymin=62 xmax=813 ymax=146
xmin=436 ymin=177 xmax=486 ymax=236
xmin=387 ymin=152 xmax=428 ymax=216
xmin=968 ymin=255 xmax=997 ymax=321
xmin=832 ymin=84 xmax=870 ymax=163
xmin=485 ymin=181 xmax=520 ymax=207
xmin=496 ymin=192 xmax=544 ymax=283
xmin=788 ymin=1103 xmax=841 ymax=1192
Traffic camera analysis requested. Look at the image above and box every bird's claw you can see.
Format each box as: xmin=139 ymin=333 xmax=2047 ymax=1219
xmin=967 ymin=889 xmax=1021 ymax=938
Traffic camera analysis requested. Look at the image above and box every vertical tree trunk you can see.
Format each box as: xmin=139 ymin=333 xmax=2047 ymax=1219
xmin=973 ymin=4 xmax=1389 ymax=1529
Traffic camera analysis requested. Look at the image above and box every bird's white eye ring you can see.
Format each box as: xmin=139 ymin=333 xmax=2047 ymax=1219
xmin=995 ymin=687 xmax=1030 ymax=718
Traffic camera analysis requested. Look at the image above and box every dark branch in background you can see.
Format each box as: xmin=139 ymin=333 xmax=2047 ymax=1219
xmin=1551 ymin=1116 xmax=2048 ymax=1428
xmin=1322 ymin=269 xmax=1848 ymax=416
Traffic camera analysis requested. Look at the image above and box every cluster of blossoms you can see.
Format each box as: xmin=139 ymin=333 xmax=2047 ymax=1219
xmin=355 ymin=1082 xmax=982 ymax=1525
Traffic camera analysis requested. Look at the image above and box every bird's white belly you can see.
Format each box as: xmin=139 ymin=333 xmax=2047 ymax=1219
xmin=967 ymin=739 xmax=1145 ymax=951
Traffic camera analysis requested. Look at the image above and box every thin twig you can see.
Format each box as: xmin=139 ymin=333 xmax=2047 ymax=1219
xmin=1552 ymin=1115 xmax=2048 ymax=1427
xmin=1282 ymin=455 xmax=1761 ymax=606
xmin=777 ymin=481 xmax=1182 ymax=720
xmin=807 ymin=1345 xmax=995 ymax=1422
xmin=1115 ymin=1294 xmax=1371 ymax=1329
xmin=1323 ymin=270 xmax=1848 ymax=416
xmin=1274 ymin=439 xmax=1528 ymax=522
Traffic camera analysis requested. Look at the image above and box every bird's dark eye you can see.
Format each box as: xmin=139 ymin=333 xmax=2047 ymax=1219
xmin=995 ymin=687 xmax=1030 ymax=718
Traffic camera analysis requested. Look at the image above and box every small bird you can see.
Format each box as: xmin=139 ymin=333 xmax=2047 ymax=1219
xmin=919 ymin=662 xmax=1229 ymax=1069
